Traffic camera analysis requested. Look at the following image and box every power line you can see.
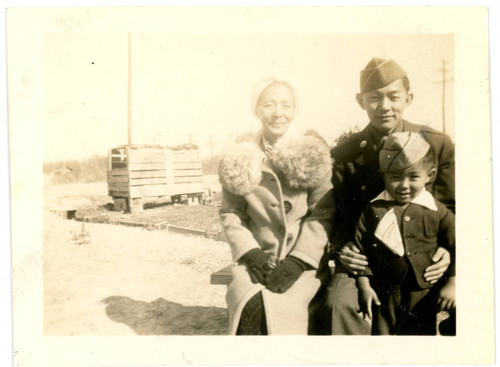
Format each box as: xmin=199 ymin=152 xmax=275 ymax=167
xmin=433 ymin=60 xmax=454 ymax=134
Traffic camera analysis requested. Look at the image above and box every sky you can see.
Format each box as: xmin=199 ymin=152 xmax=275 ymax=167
xmin=43 ymin=33 xmax=454 ymax=162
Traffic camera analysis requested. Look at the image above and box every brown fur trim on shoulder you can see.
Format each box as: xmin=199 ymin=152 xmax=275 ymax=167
xmin=269 ymin=134 xmax=333 ymax=190
xmin=218 ymin=142 xmax=264 ymax=196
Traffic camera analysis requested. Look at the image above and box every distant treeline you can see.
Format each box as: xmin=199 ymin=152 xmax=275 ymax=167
xmin=44 ymin=155 xmax=109 ymax=185
xmin=44 ymin=153 xmax=223 ymax=184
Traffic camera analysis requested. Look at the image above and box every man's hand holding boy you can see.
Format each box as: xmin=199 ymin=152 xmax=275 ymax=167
xmin=423 ymin=247 xmax=451 ymax=284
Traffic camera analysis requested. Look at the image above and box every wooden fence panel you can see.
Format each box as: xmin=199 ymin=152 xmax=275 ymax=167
xmin=107 ymin=168 xmax=128 ymax=176
xmin=172 ymin=169 xmax=203 ymax=177
xmin=129 ymin=170 xmax=167 ymax=179
xmin=107 ymin=175 xmax=129 ymax=183
xmin=174 ymin=176 xmax=204 ymax=183
xmin=129 ymin=184 xmax=168 ymax=198
xmin=108 ymin=146 xmax=204 ymax=200
xmin=128 ymin=148 xmax=166 ymax=163
xmin=173 ymin=162 xmax=202 ymax=170
xmin=129 ymin=162 xmax=166 ymax=171
xmin=172 ymin=152 xmax=201 ymax=163
xmin=108 ymin=189 xmax=130 ymax=197
xmin=108 ymin=183 xmax=130 ymax=191
xmin=130 ymin=177 xmax=168 ymax=186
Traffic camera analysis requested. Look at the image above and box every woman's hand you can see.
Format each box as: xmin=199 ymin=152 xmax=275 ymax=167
xmin=265 ymin=257 xmax=305 ymax=293
xmin=248 ymin=267 xmax=267 ymax=284
xmin=239 ymin=248 xmax=274 ymax=285
xmin=356 ymin=276 xmax=380 ymax=320
xmin=423 ymin=247 xmax=451 ymax=284
xmin=338 ymin=242 xmax=369 ymax=275
xmin=437 ymin=276 xmax=456 ymax=312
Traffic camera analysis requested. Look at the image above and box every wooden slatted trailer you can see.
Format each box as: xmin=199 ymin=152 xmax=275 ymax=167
xmin=107 ymin=144 xmax=205 ymax=213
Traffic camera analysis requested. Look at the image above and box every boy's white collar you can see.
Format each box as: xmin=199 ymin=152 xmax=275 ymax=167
xmin=371 ymin=189 xmax=438 ymax=211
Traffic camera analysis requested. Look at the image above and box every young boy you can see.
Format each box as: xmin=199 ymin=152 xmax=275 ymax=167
xmin=354 ymin=131 xmax=455 ymax=335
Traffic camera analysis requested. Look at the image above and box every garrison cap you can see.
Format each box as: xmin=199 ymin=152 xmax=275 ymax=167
xmin=360 ymin=58 xmax=407 ymax=93
xmin=379 ymin=132 xmax=430 ymax=172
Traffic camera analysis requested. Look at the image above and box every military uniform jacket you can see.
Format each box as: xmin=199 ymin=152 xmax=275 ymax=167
xmin=330 ymin=120 xmax=455 ymax=251
xmin=218 ymin=129 xmax=335 ymax=334
xmin=354 ymin=191 xmax=455 ymax=290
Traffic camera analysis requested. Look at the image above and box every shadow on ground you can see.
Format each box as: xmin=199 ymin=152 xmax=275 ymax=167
xmin=102 ymin=296 xmax=228 ymax=335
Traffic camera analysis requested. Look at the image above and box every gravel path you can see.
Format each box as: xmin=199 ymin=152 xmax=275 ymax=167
xmin=43 ymin=210 xmax=232 ymax=335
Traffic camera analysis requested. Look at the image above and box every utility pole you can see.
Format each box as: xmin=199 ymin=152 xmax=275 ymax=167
xmin=434 ymin=60 xmax=454 ymax=134
xmin=209 ymin=134 xmax=214 ymax=164
xmin=441 ymin=60 xmax=446 ymax=134
xmin=127 ymin=33 xmax=132 ymax=146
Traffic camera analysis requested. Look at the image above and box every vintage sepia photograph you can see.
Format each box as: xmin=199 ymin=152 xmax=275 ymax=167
xmin=6 ymin=5 xmax=494 ymax=366
xmin=42 ymin=32 xmax=457 ymax=337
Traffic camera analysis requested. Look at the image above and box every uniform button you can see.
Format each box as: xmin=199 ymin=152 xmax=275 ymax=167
xmin=372 ymin=243 xmax=378 ymax=248
xmin=361 ymin=185 xmax=366 ymax=191
xmin=360 ymin=140 xmax=367 ymax=148
xmin=406 ymin=251 xmax=413 ymax=257
xmin=404 ymin=216 xmax=411 ymax=222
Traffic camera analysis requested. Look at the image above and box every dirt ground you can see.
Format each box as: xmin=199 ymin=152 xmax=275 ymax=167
xmin=43 ymin=179 xmax=232 ymax=335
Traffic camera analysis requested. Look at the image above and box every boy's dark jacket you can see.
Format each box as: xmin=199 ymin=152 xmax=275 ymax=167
xmin=354 ymin=198 xmax=455 ymax=290
xmin=330 ymin=120 xmax=455 ymax=253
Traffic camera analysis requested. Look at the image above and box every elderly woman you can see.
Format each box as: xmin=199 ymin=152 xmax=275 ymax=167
xmin=218 ymin=79 xmax=335 ymax=335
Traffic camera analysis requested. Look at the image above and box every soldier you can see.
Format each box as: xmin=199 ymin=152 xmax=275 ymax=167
xmin=324 ymin=58 xmax=455 ymax=335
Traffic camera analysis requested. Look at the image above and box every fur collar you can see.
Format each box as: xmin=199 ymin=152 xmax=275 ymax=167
xmin=218 ymin=132 xmax=332 ymax=196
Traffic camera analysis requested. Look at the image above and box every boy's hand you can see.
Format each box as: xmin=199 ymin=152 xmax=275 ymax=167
xmin=339 ymin=242 xmax=369 ymax=275
xmin=356 ymin=277 xmax=381 ymax=320
xmin=423 ymin=247 xmax=451 ymax=284
xmin=437 ymin=276 xmax=456 ymax=311
xmin=359 ymin=286 xmax=381 ymax=320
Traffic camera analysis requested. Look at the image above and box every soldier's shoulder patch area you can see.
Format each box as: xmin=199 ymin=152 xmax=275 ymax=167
xmin=331 ymin=132 xmax=366 ymax=161
xmin=419 ymin=124 xmax=443 ymax=135
xmin=406 ymin=121 xmax=443 ymax=137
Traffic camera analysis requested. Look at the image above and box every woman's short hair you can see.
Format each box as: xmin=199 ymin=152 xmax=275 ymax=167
xmin=250 ymin=79 xmax=299 ymax=117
